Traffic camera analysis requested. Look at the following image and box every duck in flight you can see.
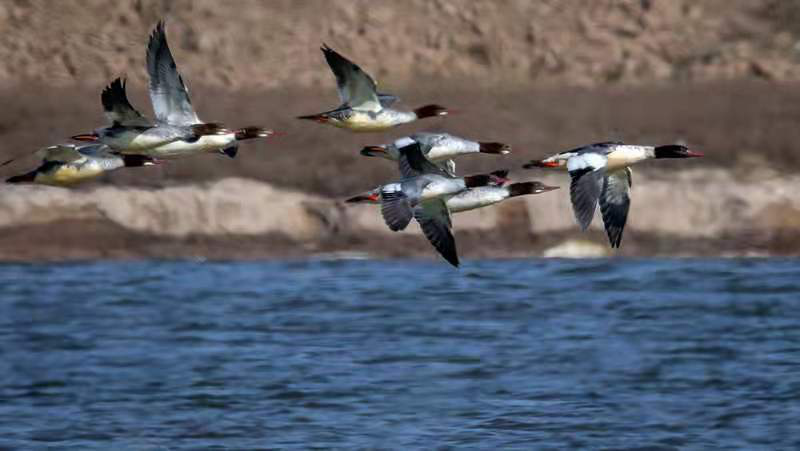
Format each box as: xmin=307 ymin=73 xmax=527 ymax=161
xmin=5 ymin=143 xmax=158 ymax=186
xmin=72 ymin=21 xmax=274 ymax=159
xmin=298 ymin=45 xmax=449 ymax=131
xmin=523 ymin=141 xmax=703 ymax=248
xmin=364 ymin=143 xmax=509 ymax=266
xmin=348 ymin=179 xmax=558 ymax=215
xmin=361 ymin=132 xmax=511 ymax=176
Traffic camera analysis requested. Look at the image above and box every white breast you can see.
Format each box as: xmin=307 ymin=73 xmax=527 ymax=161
xmin=606 ymin=145 xmax=654 ymax=169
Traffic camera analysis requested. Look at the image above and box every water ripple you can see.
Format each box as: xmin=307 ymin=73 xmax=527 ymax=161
xmin=0 ymin=258 xmax=798 ymax=448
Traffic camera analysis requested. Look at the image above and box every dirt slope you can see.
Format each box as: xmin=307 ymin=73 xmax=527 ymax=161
xmin=0 ymin=1 xmax=798 ymax=260
xmin=0 ymin=0 xmax=798 ymax=91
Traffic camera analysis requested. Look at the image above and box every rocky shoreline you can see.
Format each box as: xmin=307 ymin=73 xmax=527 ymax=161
xmin=0 ymin=170 xmax=797 ymax=262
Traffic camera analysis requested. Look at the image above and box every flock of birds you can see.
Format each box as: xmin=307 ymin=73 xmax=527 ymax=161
xmin=2 ymin=21 xmax=704 ymax=267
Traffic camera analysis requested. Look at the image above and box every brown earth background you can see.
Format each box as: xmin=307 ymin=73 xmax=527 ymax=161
xmin=1 ymin=0 xmax=799 ymax=261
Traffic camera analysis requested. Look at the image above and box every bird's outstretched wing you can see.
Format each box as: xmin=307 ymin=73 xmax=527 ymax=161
xmin=101 ymin=78 xmax=150 ymax=127
xmin=380 ymin=187 xmax=414 ymax=231
xmin=397 ymin=142 xmax=450 ymax=178
xmin=146 ymin=20 xmax=200 ymax=125
xmin=599 ymin=167 xmax=632 ymax=248
xmin=321 ymin=44 xmax=382 ymax=112
xmin=567 ymin=152 xmax=608 ymax=230
xmin=415 ymin=199 xmax=458 ymax=267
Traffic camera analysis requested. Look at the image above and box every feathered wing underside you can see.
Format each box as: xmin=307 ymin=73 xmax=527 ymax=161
xmin=321 ymin=44 xmax=382 ymax=112
xmin=397 ymin=142 xmax=450 ymax=178
xmin=101 ymin=78 xmax=150 ymax=127
xmin=380 ymin=189 xmax=414 ymax=231
xmin=414 ymin=199 xmax=459 ymax=267
xmin=568 ymin=153 xmax=608 ymax=230
xmin=147 ymin=21 xmax=200 ymax=125
xmin=599 ymin=167 xmax=632 ymax=248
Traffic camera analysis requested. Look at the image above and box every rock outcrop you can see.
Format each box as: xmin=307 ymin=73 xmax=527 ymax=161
xmin=0 ymin=178 xmax=341 ymax=241
xmin=1 ymin=170 xmax=798 ymax=259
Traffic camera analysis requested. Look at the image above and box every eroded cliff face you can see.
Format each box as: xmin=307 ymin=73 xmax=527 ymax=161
xmin=0 ymin=0 xmax=798 ymax=91
xmin=0 ymin=178 xmax=340 ymax=241
xmin=0 ymin=170 xmax=797 ymax=260
xmin=0 ymin=2 xmax=797 ymax=260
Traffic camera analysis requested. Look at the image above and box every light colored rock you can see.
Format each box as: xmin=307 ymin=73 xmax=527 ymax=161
xmin=525 ymin=168 xmax=800 ymax=238
xmin=2 ymin=169 xmax=800 ymax=246
xmin=542 ymin=239 xmax=611 ymax=258
xmin=0 ymin=178 xmax=338 ymax=241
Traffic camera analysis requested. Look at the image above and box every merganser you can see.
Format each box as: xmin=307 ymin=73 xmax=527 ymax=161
xmin=392 ymin=141 xmax=509 ymax=183
xmin=5 ymin=143 xmax=157 ymax=186
xmin=298 ymin=45 xmax=448 ymax=131
xmin=355 ymin=143 xmax=506 ymax=266
xmin=361 ymin=132 xmax=511 ymax=177
xmin=347 ymin=181 xmax=558 ymax=213
xmin=72 ymin=22 xmax=274 ymax=159
xmin=523 ymin=142 xmax=703 ymax=247
xmin=378 ymin=172 xmax=497 ymax=267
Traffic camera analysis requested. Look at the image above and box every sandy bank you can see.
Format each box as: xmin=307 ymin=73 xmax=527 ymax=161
xmin=0 ymin=170 xmax=797 ymax=261
xmin=2 ymin=1 xmax=799 ymax=90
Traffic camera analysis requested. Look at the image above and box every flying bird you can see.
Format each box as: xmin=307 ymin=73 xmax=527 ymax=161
xmin=72 ymin=22 xmax=274 ymax=159
xmin=523 ymin=141 xmax=703 ymax=248
xmin=347 ymin=180 xmax=558 ymax=213
xmin=362 ymin=143 xmax=509 ymax=266
xmin=361 ymin=132 xmax=511 ymax=176
xmin=298 ymin=45 xmax=449 ymax=131
xmin=5 ymin=143 xmax=158 ymax=186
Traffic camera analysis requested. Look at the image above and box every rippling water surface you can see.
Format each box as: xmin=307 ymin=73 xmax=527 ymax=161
xmin=1 ymin=258 xmax=799 ymax=449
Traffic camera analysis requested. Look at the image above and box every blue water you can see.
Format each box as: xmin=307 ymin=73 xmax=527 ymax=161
xmin=0 ymin=258 xmax=798 ymax=450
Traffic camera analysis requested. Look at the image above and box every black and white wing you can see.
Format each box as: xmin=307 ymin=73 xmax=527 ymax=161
xmin=397 ymin=142 xmax=450 ymax=178
xmin=414 ymin=199 xmax=459 ymax=267
xmin=599 ymin=167 xmax=632 ymax=248
xmin=320 ymin=44 xmax=382 ymax=112
xmin=146 ymin=21 xmax=201 ymax=125
xmin=567 ymin=152 xmax=608 ymax=230
xmin=101 ymin=78 xmax=150 ymax=127
xmin=380 ymin=184 xmax=415 ymax=231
